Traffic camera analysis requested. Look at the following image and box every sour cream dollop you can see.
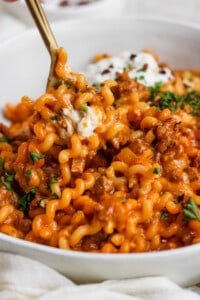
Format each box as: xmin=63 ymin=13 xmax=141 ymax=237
xmin=86 ymin=51 xmax=173 ymax=87
xmin=62 ymin=51 xmax=174 ymax=140
xmin=63 ymin=105 xmax=103 ymax=139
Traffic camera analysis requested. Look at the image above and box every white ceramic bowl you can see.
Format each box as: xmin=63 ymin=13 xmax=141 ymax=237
xmin=0 ymin=0 xmax=124 ymax=26
xmin=0 ymin=17 xmax=200 ymax=286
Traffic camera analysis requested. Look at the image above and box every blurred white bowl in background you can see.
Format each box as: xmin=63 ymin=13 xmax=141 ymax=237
xmin=123 ymin=0 xmax=200 ymax=25
xmin=0 ymin=0 xmax=125 ymax=26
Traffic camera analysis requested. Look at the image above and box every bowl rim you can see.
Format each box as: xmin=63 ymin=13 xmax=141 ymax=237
xmin=0 ymin=15 xmax=200 ymax=48
xmin=1 ymin=231 xmax=200 ymax=260
xmin=0 ymin=16 xmax=200 ymax=259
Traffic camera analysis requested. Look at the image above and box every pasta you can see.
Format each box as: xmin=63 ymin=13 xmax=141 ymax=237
xmin=0 ymin=46 xmax=200 ymax=253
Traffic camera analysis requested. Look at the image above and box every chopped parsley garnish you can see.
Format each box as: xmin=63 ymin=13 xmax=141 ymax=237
xmin=160 ymin=211 xmax=169 ymax=221
xmin=135 ymin=75 xmax=145 ymax=82
xmin=0 ymin=158 xmax=15 ymax=191
xmin=0 ymin=170 xmax=15 ymax=192
xmin=50 ymin=177 xmax=58 ymax=184
xmin=188 ymin=74 xmax=194 ymax=82
xmin=81 ymin=104 xmax=89 ymax=113
xmin=51 ymin=115 xmax=58 ymax=121
xmin=124 ymin=64 xmax=133 ymax=72
xmin=136 ymin=68 xmax=146 ymax=73
xmin=183 ymin=198 xmax=200 ymax=222
xmin=148 ymin=82 xmax=200 ymax=116
xmin=119 ymin=196 xmax=127 ymax=203
xmin=0 ymin=157 xmax=5 ymax=170
xmin=46 ymin=177 xmax=59 ymax=192
xmin=56 ymin=79 xmax=64 ymax=87
xmin=19 ymin=190 xmax=36 ymax=212
xmin=153 ymin=167 xmax=162 ymax=174
xmin=52 ymin=193 xmax=59 ymax=199
xmin=93 ymin=82 xmax=101 ymax=90
xmin=25 ymin=169 xmax=32 ymax=180
xmin=138 ymin=75 xmax=145 ymax=80
xmin=0 ymin=135 xmax=11 ymax=143
xmin=66 ymin=82 xmax=73 ymax=88
xmin=4 ymin=171 xmax=14 ymax=183
xmin=55 ymin=80 xmax=73 ymax=89
xmin=148 ymin=81 xmax=163 ymax=100
xmin=1 ymin=178 xmax=13 ymax=191
xmin=29 ymin=152 xmax=44 ymax=162
xmin=181 ymin=91 xmax=200 ymax=116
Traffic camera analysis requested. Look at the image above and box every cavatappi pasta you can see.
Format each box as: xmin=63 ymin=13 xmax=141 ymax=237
xmin=0 ymin=47 xmax=200 ymax=253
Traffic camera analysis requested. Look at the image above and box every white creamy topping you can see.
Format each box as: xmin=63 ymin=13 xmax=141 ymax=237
xmin=62 ymin=105 xmax=102 ymax=139
xmin=62 ymin=51 xmax=174 ymax=139
xmin=78 ymin=106 xmax=102 ymax=138
xmin=86 ymin=51 xmax=173 ymax=87
xmin=63 ymin=106 xmax=81 ymax=123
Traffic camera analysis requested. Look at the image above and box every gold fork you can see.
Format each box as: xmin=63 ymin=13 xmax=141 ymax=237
xmin=25 ymin=0 xmax=59 ymax=91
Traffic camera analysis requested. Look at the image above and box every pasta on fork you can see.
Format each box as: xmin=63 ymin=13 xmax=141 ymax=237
xmin=0 ymin=47 xmax=200 ymax=253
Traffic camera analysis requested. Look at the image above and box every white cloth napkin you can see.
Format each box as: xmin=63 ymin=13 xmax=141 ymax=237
xmin=0 ymin=1 xmax=200 ymax=299
xmin=0 ymin=252 xmax=200 ymax=300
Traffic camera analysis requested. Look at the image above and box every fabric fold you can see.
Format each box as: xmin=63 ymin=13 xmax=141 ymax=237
xmin=0 ymin=253 xmax=200 ymax=300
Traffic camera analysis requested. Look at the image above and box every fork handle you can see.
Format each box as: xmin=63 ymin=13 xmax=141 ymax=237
xmin=25 ymin=0 xmax=59 ymax=90
xmin=25 ymin=0 xmax=58 ymax=57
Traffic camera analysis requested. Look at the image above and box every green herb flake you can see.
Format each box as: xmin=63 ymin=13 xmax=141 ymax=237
xmin=0 ymin=157 xmax=5 ymax=170
xmin=0 ymin=170 xmax=15 ymax=192
xmin=134 ymin=75 xmax=145 ymax=82
xmin=160 ymin=212 xmax=169 ymax=221
xmin=0 ymin=135 xmax=11 ymax=143
xmin=119 ymin=197 xmax=127 ymax=203
xmin=81 ymin=104 xmax=89 ymax=113
xmin=29 ymin=152 xmax=44 ymax=162
xmin=25 ymin=169 xmax=32 ymax=180
xmin=46 ymin=177 xmax=58 ymax=192
xmin=50 ymin=177 xmax=58 ymax=184
xmin=66 ymin=82 xmax=73 ymax=89
xmin=5 ymin=171 xmax=14 ymax=183
xmin=136 ymin=68 xmax=145 ymax=73
xmin=138 ymin=75 xmax=145 ymax=80
xmin=153 ymin=167 xmax=162 ymax=174
xmin=148 ymin=81 xmax=163 ymax=100
xmin=56 ymin=79 xmax=64 ymax=87
xmin=19 ymin=190 xmax=36 ymax=212
xmin=124 ymin=64 xmax=133 ymax=72
xmin=30 ymin=187 xmax=37 ymax=193
xmin=1 ymin=177 xmax=13 ymax=191
xmin=183 ymin=198 xmax=200 ymax=222
xmin=46 ymin=185 xmax=51 ymax=192
xmin=148 ymin=82 xmax=200 ymax=116
xmin=52 ymin=193 xmax=59 ymax=199
xmin=51 ymin=115 xmax=58 ymax=121
xmin=188 ymin=74 xmax=194 ymax=82
xmin=93 ymin=82 xmax=101 ymax=90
